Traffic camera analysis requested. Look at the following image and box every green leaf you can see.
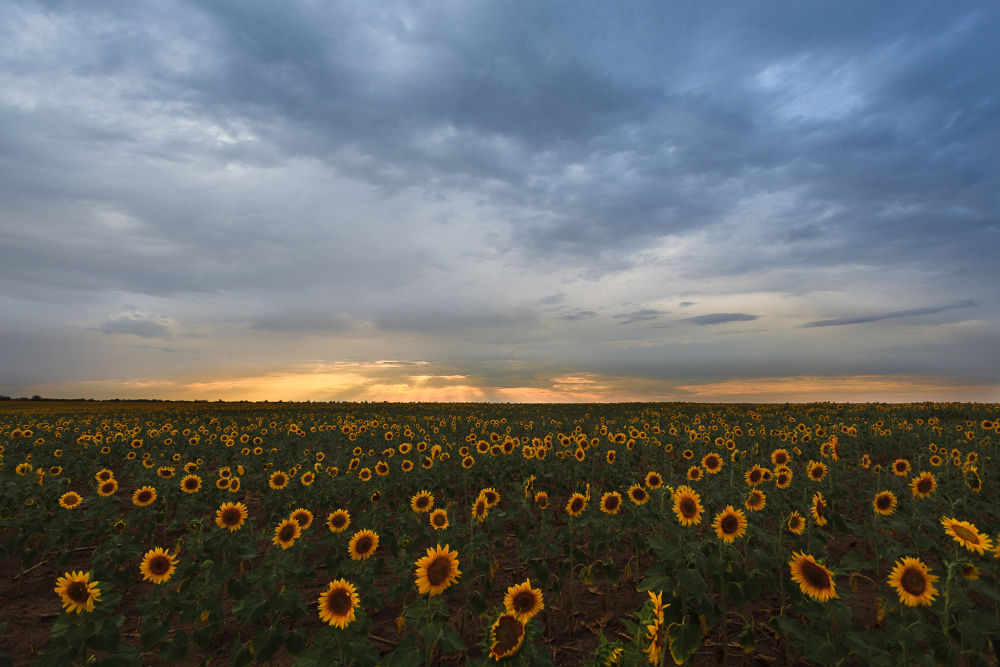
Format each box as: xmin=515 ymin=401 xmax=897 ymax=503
xmin=470 ymin=591 xmax=488 ymax=616
xmin=386 ymin=634 xmax=424 ymax=667
xmin=253 ymin=627 xmax=286 ymax=664
xmin=532 ymin=560 xmax=550 ymax=586
xmin=160 ymin=631 xmax=188 ymax=664
xmin=227 ymin=576 xmax=252 ymax=601
xmin=602 ymin=562 xmax=620 ymax=586
xmin=676 ymin=567 xmax=708 ymax=601
xmin=638 ymin=561 xmax=673 ymax=594
xmin=285 ymin=627 xmax=307 ymax=655
xmin=141 ymin=619 xmax=171 ymax=650
xmin=439 ymin=625 xmax=467 ymax=652
xmin=192 ymin=627 xmax=212 ymax=649
xmin=229 ymin=641 xmax=252 ymax=667
xmin=802 ymin=641 xmax=835 ymax=664
xmin=666 ymin=622 xmax=702 ymax=665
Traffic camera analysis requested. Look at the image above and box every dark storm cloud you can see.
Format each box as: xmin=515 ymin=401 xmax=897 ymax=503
xmin=683 ymin=313 xmax=759 ymax=326
xmin=800 ymin=300 xmax=976 ymax=328
xmin=614 ymin=309 xmax=667 ymax=325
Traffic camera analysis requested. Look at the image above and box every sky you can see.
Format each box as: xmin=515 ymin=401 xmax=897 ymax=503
xmin=1 ymin=0 xmax=998 ymax=403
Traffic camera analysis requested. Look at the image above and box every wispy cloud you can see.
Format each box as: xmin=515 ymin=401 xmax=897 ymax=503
xmin=614 ymin=309 xmax=667 ymax=325
xmin=800 ymin=300 xmax=976 ymax=328
xmin=97 ymin=316 xmax=172 ymax=339
xmin=682 ymin=313 xmax=759 ymax=326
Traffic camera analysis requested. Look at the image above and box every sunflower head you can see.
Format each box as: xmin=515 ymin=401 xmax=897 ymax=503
xmin=600 ymin=491 xmax=622 ymax=515
xmin=318 ymin=579 xmax=359 ymax=628
xmin=216 ymin=502 xmax=248 ymax=532
xmin=788 ymin=511 xmax=805 ymax=535
xmin=534 ymin=491 xmax=549 ymax=509
xmin=327 ymin=510 xmax=351 ymax=534
xmin=504 ymin=579 xmax=544 ymax=622
xmin=713 ymin=506 xmax=747 ymax=543
xmin=628 ymin=484 xmax=649 ymax=506
xmin=644 ymin=472 xmax=663 ymax=489
xmin=97 ymin=479 xmax=118 ymax=497
xmin=810 ymin=492 xmax=828 ymax=526
xmin=140 ymin=547 xmax=178 ymax=585
xmin=411 ymin=491 xmax=435 ymax=513
xmin=290 ymin=508 xmax=314 ymax=530
xmin=414 ymin=544 xmax=462 ymax=596
xmin=489 ymin=612 xmax=526 ymax=660
xmin=269 ymin=471 xmax=289 ymax=490
xmin=430 ymin=509 xmax=449 ymax=530
xmin=788 ymin=551 xmax=838 ymax=602
xmin=566 ymin=493 xmax=587 ymax=517
xmin=910 ymin=472 xmax=936 ymax=499
xmin=54 ymin=571 xmax=101 ymax=614
xmin=887 ymin=557 xmax=939 ymax=607
xmin=348 ymin=529 xmax=379 ymax=560
xmin=745 ymin=489 xmax=766 ymax=512
xmin=941 ymin=517 xmax=994 ymax=555
xmin=893 ymin=459 xmax=911 ymax=476
xmin=59 ymin=492 xmax=83 ymax=510
xmin=673 ymin=486 xmax=702 ymax=526
xmin=273 ymin=519 xmax=301 ymax=550
xmin=873 ymin=491 xmax=897 ymax=516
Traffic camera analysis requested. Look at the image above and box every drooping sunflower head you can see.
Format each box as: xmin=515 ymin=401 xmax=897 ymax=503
xmin=672 ymin=486 xmax=702 ymax=526
xmin=489 ymin=612 xmax=526 ymax=660
xmin=534 ymin=491 xmax=549 ymax=509
xmin=411 ymin=490 xmax=435 ymax=513
xmin=887 ymin=557 xmax=939 ymax=607
xmin=216 ymin=502 xmax=248 ymax=532
xmin=788 ymin=511 xmax=805 ymax=535
xmin=272 ymin=519 xmax=301 ymax=550
xmin=600 ymin=492 xmax=622 ymax=515
xmin=941 ymin=517 xmax=993 ymax=555
xmin=788 ymin=551 xmax=838 ymax=602
xmin=713 ymin=506 xmax=747 ymax=543
xmin=414 ymin=544 xmax=462 ymax=597
xmin=327 ymin=509 xmax=350 ymax=534
xmin=290 ymin=508 xmax=314 ymax=530
xmin=873 ymin=491 xmax=897 ymax=516
xmin=628 ymin=484 xmax=648 ymax=505
xmin=157 ymin=466 xmax=175 ymax=479
xmin=140 ymin=547 xmax=178 ymax=585
xmin=348 ymin=529 xmax=379 ymax=560
xmin=504 ymin=579 xmax=544 ymax=622
xmin=810 ymin=492 xmax=828 ymax=526
xmin=566 ymin=492 xmax=587 ymax=517
xmin=317 ymin=579 xmax=359 ymax=629
xmin=54 ymin=571 xmax=101 ymax=614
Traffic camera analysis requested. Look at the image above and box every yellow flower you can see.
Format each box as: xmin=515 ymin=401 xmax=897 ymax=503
xmin=788 ymin=552 xmax=837 ymax=602
xmin=712 ymin=506 xmax=747 ymax=543
xmin=317 ymin=579 xmax=359 ymax=628
xmin=414 ymin=544 xmax=461 ymax=596
xmin=504 ymin=579 xmax=544 ymax=622
xmin=566 ymin=492 xmax=587 ymax=517
xmin=600 ymin=491 xmax=622 ymax=515
xmin=59 ymin=492 xmax=83 ymax=510
xmin=273 ymin=519 xmax=301 ymax=550
xmin=348 ymin=529 xmax=379 ymax=560
xmin=140 ymin=548 xmax=178 ymax=585
xmin=410 ymin=490 xmax=434 ymax=513
xmin=672 ymin=486 xmax=702 ymax=526
xmin=54 ymin=571 xmax=101 ymax=614
xmin=887 ymin=557 xmax=939 ymax=607
xmin=216 ymin=502 xmax=248 ymax=532
xmin=132 ymin=486 xmax=157 ymax=507
xmin=941 ymin=517 xmax=993 ymax=555
xmin=327 ymin=510 xmax=350 ymax=534
xmin=489 ymin=612 xmax=526 ymax=660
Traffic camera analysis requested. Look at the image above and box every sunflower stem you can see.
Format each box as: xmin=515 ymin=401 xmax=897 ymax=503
xmin=719 ymin=541 xmax=728 ymax=667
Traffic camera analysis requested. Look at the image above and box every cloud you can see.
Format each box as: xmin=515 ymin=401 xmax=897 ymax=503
xmin=97 ymin=316 xmax=172 ymax=339
xmin=800 ymin=300 xmax=976 ymax=328
xmin=678 ymin=302 xmax=696 ymax=308
xmin=559 ymin=309 xmax=597 ymax=321
xmin=682 ymin=313 xmax=759 ymax=326
xmin=614 ymin=309 xmax=667 ymax=325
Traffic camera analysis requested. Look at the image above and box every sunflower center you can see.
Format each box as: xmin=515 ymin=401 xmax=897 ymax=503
xmin=917 ymin=479 xmax=932 ymax=493
xmin=814 ymin=502 xmax=824 ymax=517
xmin=493 ymin=616 xmax=524 ymax=654
xmin=274 ymin=475 xmax=286 ymax=485
xmin=877 ymin=495 xmax=891 ymax=509
xmin=327 ymin=590 xmax=351 ymax=616
xmin=951 ymin=525 xmax=979 ymax=544
xmin=150 ymin=556 xmax=170 ymax=575
xmin=102 ymin=483 xmax=115 ymax=493
xmin=901 ymin=568 xmax=926 ymax=595
xmin=185 ymin=479 xmax=197 ymax=489
xmin=332 ymin=515 xmax=346 ymax=528
xmin=801 ymin=560 xmax=832 ymax=589
xmin=222 ymin=509 xmax=241 ymax=525
xmin=775 ymin=453 xmax=787 ymax=464
xmin=605 ymin=497 xmax=620 ymax=511
xmin=355 ymin=536 xmax=372 ymax=553
xmin=680 ymin=498 xmax=696 ymax=517
xmin=433 ymin=514 xmax=446 ymax=526
xmin=416 ymin=497 xmax=430 ymax=509
xmin=513 ymin=591 xmax=537 ymax=612
xmin=279 ymin=525 xmax=296 ymax=542
xmin=811 ymin=468 xmax=823 ymax=479
xmin=67 ymin=581 xmax=89 ymax=603
xmin=570 ymin=499 xmax=584 ymax=512
xmin=721 ymin=515 xmax=738 ymax=534
xmin=138 ymin=491 xmax=151 ymax=502
xmin=293 ymin=513 xmax=309 ymax=525
xmin=749 ymin=470 xmax=761 ymax=483
xmin=426 ymin=556 xmax=452 ymax=586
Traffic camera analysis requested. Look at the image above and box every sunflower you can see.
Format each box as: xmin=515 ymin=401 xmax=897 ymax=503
xmin=744 ymin=465 xmax=765 ymax=487
xmin=673 ymin=486 xmax=703 ymax=526
xmin=59 ymin=492 xmax=83 ymax=510
xmin=358 ymin=467 xmax=372 ymax=481
xmin=139 ymin=547 xmax=178 ymax=585
xmin=775 ymin=470 xmax=792 ymax=489
xmin=504 ymin=579 xmax=544 ymax=622
xmin=180 ymin=475 xmax=201 ymax=494
xmin=600 ymin=491 xmax=622 ymax=515
xmin=489 ymin=612 xmax=526 ymax=660
xmin=290 ymin=508 xmax=314 ymax=530
xmin=184 ymin=462 xmax=198 ymax=474
xmin=348 ymin=529 xmax=379 ymax=560
xmin=273 ymin=519 xmax=301 ymax=550
xmin=95 ymin=469 xmax=114 ymax=483
xmin=644 ymin=590 xmax=667 ymax=665
xmin=473 ymin=497 xmax=489 ymax=522
xmin=375 ymin=461 xmax=389 ymax=476
xmin=627 ymin=484 xmax=648 ymax=506
xmin=317 ymin=579 xmax=359 ymax=629
xmin=811 ymin=492 xmax=828 ymax=527
xmin=930 ymin=455 xmax=942 ymax=467
xmin=533 ymin=491 xmax=549 ymax=509
xmin=687 ymin=466 xmax=703 ymax=482
xmin=606 ymin=450 xmax=616 ymax=464
xmin=421 ymin=457 xmax=433 ymax=469
xmin=645 ymin=472 xmax=663 ymax=489
xmin=97 ymin=479 xmax=118 ymax=497
xmin=910 ymin=472 xmax=935 ymax=499
xmin=788 ymin=552 xmax=838 ymax=602
xmin=702 ymin=453 xmax=722 ymax=473
xmin=745 ymin=489 xmax=766 ymax=512
xmin=269 ymin=471 xmax=289 ymax=490
xmin=893 ymin=459 xmax=911 ymax=477
xmin=960 ymin=563 xmax=979 ymax=580
xmin=229 ymin=477 xmax=241 ymax=492
xmin=788 ymin=511 xmax=805 ymax=535
xmin=712 ymin=506 xmax=747 ymax=543
xmin=216 ymin=502 xmax=248 ymax=532
xmin=414 ymin=544 xmax=462 ymax=596
xmin=407 ymin=490 xmax=433 ymax=513
xmin=430 ymin=509 xmax=449 ymax=530
xmin=887 ymin=557 xmax=939 ymax=607
xmin=771 ymin=449 xmax=790 ymax=466
xmin=941 ymin=517 xmax=994 ymax=555
xmin=566 ymin=493 xmax=587 ymax=517
xmin=132 ymin=486 xmax=157 ymax=507
xmin=461 ymin=456 xmax=474 ymax=469
xmin=327 ymin=509 xmax=350 ymax=534
xmin=480 ymin=488 xmax=501 ymax=508
xmin=860 ymin=454 xmax=871 ymax=469
xmin=300 ymin=471 xmax=315 ymax=486
xmin=807 ymin=461 xmax=827 ymax=482
xmin=54 ymin=571 xmax=101 ymax=614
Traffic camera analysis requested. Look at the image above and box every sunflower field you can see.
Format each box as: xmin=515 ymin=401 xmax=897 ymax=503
xmin=1 ymin=400 xmax=998 ymax=667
